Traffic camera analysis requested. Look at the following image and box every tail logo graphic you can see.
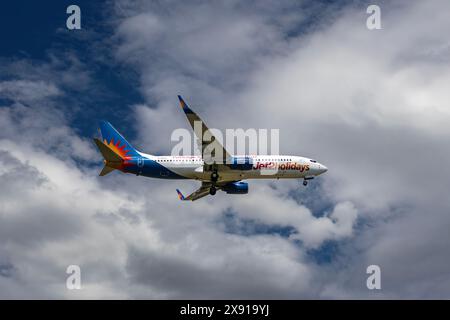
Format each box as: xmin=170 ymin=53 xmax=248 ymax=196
xmin=103 ymin=138 xmax=132 ymax=160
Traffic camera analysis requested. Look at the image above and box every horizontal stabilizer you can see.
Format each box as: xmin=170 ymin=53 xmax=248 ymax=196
xmin=93 ymin=138 xmax=122 ymax=162
xmin=94 ymin=138 xmax=123 ymax=176
xmin=99 ymin=165 xmax=115 ymax=176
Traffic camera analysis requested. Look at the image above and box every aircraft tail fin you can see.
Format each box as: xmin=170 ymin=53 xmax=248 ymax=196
xmin=94 ymin=121 xmax=142 ymax=177
xmin=99 ymin=121 xmax=141 ymax=158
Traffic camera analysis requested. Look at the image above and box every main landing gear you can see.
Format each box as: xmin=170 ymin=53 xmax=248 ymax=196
xmin=210 ymin=170 xmax=218 ymax=195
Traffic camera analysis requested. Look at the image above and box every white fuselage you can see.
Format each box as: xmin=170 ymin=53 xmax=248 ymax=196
xmin=138 ymin=153 xmax=328 ymax=182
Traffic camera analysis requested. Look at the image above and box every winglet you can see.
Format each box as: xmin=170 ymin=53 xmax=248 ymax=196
xmin=177 ymin=95 xmax=193 ymax=113
xmin=177 ymin=95 xmax=186 ymax=108
xmin=176 ymin=189 xmax=186 ymax=200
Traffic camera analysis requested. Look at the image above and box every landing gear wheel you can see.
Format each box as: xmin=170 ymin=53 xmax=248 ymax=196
xmin=303 ymin=180 xmax=308 ymax=186
xmin=209 ymin=186 xmax=216 ymax=195
xmin=211 ymin=171 xmax=219 ymax=182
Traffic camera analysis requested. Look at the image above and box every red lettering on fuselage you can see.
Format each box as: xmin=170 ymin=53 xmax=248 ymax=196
xmin=252 ymin=162 xmax=310 ymax=172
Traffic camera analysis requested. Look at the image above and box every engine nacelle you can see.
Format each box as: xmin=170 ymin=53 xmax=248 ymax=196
xmin=222 ymin=181 xmax=248 ymax=194
xmin=229 ymin=156 xmax=253 ymax=171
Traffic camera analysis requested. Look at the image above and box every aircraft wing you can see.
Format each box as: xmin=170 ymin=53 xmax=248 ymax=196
xmin=176 ymin=180 xmax=243 ymax=201
xmin=178 ymin=95 xmax=231 ymax=165
xmin=176 ymin=182 xmax=212 ymax=201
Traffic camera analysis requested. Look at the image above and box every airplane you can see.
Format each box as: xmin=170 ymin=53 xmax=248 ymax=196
xmin=93 ymin=96 xmax=328 ymax=201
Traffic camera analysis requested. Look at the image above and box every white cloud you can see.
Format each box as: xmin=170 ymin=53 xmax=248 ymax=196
xmin=0 ymin=80 xmax=61 ymax=103
xmin=2 ymin=0 xmax=450 ymax=299
xmin=109 ymin=0 xmax=450 ymax=298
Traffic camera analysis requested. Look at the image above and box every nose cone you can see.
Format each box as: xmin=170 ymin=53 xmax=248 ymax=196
xmin=318 ymin=163 xmax=328 ymax=174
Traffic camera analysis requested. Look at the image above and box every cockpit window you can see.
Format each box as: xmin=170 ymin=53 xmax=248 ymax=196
xmin=310 ymin=159 xmax=317 ymax=163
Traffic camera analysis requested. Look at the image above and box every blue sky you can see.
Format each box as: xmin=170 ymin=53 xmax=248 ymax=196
xmin=1 ymin=0 xmax=450 ymax=299
xmin=0 ymin=1 xmax=143 ymax=139
xmin=0 ymin=0 xmax=357 ymax=142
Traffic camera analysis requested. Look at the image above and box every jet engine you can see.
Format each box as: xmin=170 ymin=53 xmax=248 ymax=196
xmin=222 ymin=181 xmax=248 ymax=194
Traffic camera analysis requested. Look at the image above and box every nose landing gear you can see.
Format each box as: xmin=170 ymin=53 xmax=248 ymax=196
xmin=302 ymin=177 xmax=314 ymax=186
xmin=209 ymin=186 xmax=216 ymax=195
